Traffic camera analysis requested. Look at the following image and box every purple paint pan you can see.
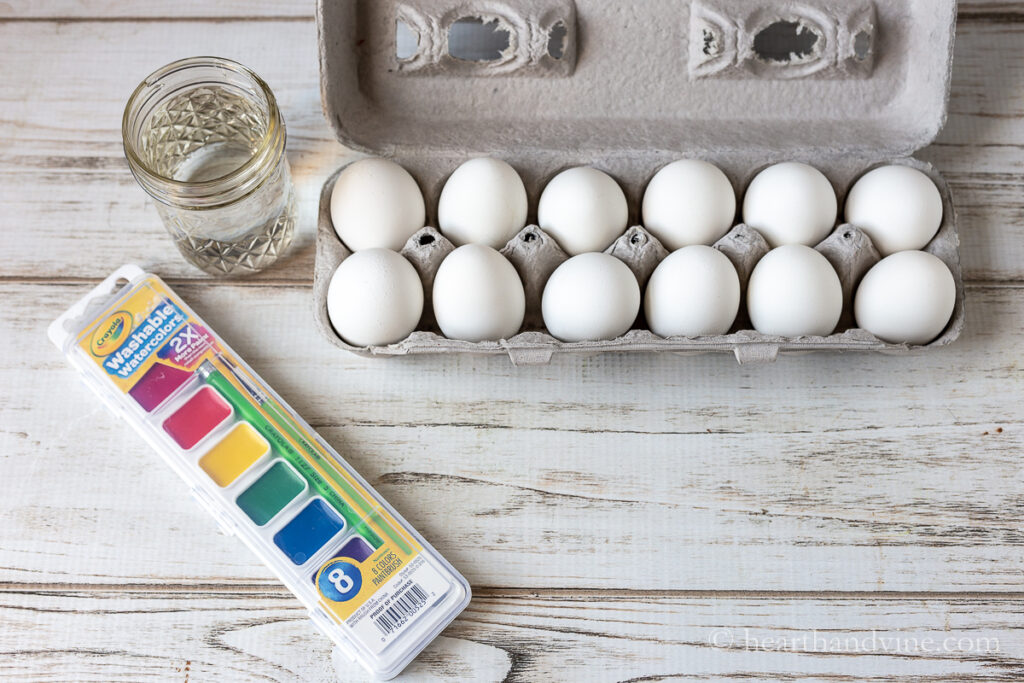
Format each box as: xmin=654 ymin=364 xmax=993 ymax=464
xmin=129 ymin=362 xmax=193 ymax=412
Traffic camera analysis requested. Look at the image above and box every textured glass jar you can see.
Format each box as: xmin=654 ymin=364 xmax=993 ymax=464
xmin=123 ymin=57 xmax=295 ymax=275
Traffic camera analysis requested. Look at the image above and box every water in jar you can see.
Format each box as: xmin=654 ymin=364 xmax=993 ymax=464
xmin=143 ymin=86 xmax=295 ymax=275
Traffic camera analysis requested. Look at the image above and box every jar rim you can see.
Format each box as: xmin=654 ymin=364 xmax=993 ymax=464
xmin=122 ymin=56 xmax=285 ymax=206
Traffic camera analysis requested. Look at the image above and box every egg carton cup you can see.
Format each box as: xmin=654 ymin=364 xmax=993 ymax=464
xmin=313 ymin=157 xmax=963 ymax=365
xmin=314 ymin=0 xmax=962 ymax=365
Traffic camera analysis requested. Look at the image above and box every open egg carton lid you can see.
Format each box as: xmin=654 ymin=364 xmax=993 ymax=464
xmin=313 ymin=0 xmax=962 ymax=364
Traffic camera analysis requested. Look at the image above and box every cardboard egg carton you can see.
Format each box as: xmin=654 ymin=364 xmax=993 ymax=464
xmin=313 ymin=0 xmax=962 ymax=364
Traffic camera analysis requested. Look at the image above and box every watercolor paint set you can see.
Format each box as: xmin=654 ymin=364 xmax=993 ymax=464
xmin=48 ymin=265 xmax=470 ymax=679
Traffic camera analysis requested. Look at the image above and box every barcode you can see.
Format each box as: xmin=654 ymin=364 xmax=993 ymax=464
xmin=374 ymin=583 xmax=429 ymax=635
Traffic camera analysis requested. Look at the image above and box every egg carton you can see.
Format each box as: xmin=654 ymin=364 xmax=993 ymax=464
xmin=313 ymin=0 xmax=961 ymax=364
xmin=314 ymin=157 xmax=963 ymax=364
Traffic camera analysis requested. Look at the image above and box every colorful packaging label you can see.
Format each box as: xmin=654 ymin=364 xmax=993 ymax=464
xmin=80 ymin=285 xmax=199 ymax=392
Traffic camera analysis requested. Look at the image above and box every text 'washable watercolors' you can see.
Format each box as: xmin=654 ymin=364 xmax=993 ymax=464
xmin=274 ymin=499 xmax=346 ymax=565
xmin=162 ymin=386 xmax=232 ymax=449
xmin=128 ymin=361 xmax=193 ymax=412
xmin=237 ymin=460 xmax=306 ymax=525
xmin=198 ymin=421 xmax=269 ymax=487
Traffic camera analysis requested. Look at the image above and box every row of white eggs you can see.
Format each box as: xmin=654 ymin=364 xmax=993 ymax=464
xmin=326 ymin=157 xmax=955 ymax=348
xmin=327 ymin=243 xmax=955 ymax=348
xmin=330 ymin=156 xmax=945 ymax=258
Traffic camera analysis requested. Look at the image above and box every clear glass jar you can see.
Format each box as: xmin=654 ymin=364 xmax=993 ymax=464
xmin=122 ymin=57 xmax=295 ymax=276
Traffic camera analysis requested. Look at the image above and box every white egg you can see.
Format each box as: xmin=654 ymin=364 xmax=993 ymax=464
xmin=644 ymin=246 xmax=740 ymax=337
xmin=326 ymin=249 xmax=423 ymax=347
xmin=855 ymin=251 xmax=955 ymax=345
xmin=747 ymin=245 xmax=842 ymax=337
xmin=432 ymin=244 xmax=525 ymax=342
xmin=538 ymin=167 xmax=628 ymax=255
xmin=438 ymin=157 xmax=528 ymax=249
xmin=331 ymin=158 xmax=425 ymax=251
xmin=642 ymin=160 xmax=736 ymax=249
xmin=845 ymin=165 xmax=943 ymax=256
xmin=742 ymin=162 xmax=838 ymax=248
xmin=542 ymin=253 xmax=640 ymax=342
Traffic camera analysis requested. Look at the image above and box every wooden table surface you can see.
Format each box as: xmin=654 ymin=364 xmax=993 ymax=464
xmin=2 ymin=2 xmax=1024 ymax=681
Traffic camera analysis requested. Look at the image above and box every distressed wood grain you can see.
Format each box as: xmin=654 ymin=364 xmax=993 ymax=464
xmin=4 ymin=282 xmax=1021 ymax=591
xmin=0 ymin=18 xmax=1024 ymax=283
xmin=1 ymin=588 xmax=1023 ymax=681
xmin=0 ymin=1 xmax=313 ymax=19
xmin=962 ymin=1 xmax=1024 ymax=15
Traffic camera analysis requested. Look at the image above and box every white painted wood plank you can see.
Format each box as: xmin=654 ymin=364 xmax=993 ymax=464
xmin=4 ymin=282 xmax=1021 ymax=591
xmin=961 ymin=0 xmax=1024 ymax=11
xmin=1 ymin=19 xmax=1024 ymax=282
xmin=0 ymin=1 xmax=312 ymax=19
xmin=1 ymin=589 xmax=1023 ymax=681
xmin=920 ymin=20 xmax=1024 ymax=283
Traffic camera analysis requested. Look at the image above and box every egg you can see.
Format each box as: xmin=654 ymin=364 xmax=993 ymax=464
xmin=432 ymin=244 xmax=525 ymax=341
xmin=644 ymin=246 xmax=740 ymax=337
xmin=331 ymin=158 xmax=425 ymax=251
xmin=326 ymin=249 xmax=423 ymax=347
xmin=538 ymin=167 xmax=628 ymax=255
xmin=746 ymin=245 xmax=843 ymax=337
xmin=542 ymin=253 xmax=640 ymax=342
xmin=845 ymin=165 xmax=943 ymax=256
xmin=642 ymin=160 xmax=736 ymax=249
xmin=854 ymin=251 xmax=955 ymax=344
xmin=742 ymin=162 xmax=838 ymax=248
xmin=438 ymin=157 xmax=528 ymax=249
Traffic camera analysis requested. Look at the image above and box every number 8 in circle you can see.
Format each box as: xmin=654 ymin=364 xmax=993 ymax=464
xmin=317 ymin=559 xmax=362 ymax=602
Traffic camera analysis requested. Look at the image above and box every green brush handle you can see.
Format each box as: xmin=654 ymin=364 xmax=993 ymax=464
xmin=199 ymin=361 xmax=383 ymax=548
xmin=260 ymin=398 xmax=413 ymax=556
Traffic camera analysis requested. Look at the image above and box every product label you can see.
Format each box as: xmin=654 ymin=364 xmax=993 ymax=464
xmin=100 ymin=299 xmax=187 ymax=378
xmin=89 ymin=310 xmax=133 ymax=357
xmin=77 ymin=282 xmax=202 ymax=394
xmin=312 ymin=523 xmax=424 ymax=624
xmin=160 ymin=323 xmax=217 ymax=368
xmin=344 ymin=554 xmax=450 ymax=654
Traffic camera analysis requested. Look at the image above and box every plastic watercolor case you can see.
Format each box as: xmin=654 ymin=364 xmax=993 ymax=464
xmin=312 ymin=0 xmax=963 ymax=365
xmin=48 ymin=265 xmax=471 ymax=680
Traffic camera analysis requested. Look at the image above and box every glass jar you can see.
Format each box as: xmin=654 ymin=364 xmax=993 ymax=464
xmin=122 ymin=57 xmax=296 ymax=276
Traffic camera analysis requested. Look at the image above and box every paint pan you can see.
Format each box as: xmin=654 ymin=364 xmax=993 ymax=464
xmin=236 ymin=460 xmax=307 ymax=525
xmin=274 ymin=498 xmax=346 ymax=565
xmin=335 ymin=535 xmax=374 ymax=563
xmin=162 ymin=386 xmax=232 ymax=449
xmin=129 ymin=361 xmax=193 ymax=412
xmin=309 ymin=535 xmax=375 ymax=584
xmin=198 ymin=421 xmax=270 ymax=487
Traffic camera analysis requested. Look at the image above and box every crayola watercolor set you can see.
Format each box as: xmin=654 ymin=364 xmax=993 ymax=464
xmin=48 ymin=265 xmax=470 ymax=680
